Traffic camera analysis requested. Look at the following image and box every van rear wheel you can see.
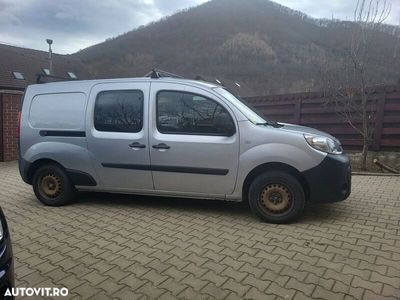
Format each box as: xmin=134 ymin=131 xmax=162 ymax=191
xmin=248 ymin=171 xmax=305 ymax=223
xmin=32 ymin=164 xmax=75 ymax=206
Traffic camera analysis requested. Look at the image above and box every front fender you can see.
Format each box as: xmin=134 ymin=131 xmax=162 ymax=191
xmin=233 ymin=142 xmax=326 ymax=198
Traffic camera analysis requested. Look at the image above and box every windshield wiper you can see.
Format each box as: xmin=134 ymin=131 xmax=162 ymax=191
xmin=256 ymin=120 xmax=283 ymax=128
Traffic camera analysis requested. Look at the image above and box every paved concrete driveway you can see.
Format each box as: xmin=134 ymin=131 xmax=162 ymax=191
xmin=0 ymin=162 xmax=399 ymax=299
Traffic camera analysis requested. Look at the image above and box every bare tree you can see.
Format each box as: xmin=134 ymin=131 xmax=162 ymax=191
xmin=321 ymin=0 xmax=391 ymax=170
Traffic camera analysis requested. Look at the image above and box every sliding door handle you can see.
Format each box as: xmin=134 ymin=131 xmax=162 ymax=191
xmin=152 ymin=143 xmax=170 ymax=150
xmin=129 ymin=142 xmax=146 ymax=149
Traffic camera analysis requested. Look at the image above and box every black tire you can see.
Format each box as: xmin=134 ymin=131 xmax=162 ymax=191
xmin=32 ymin=164 xmax=75 ymax=206
xmin=248 ymin=171 xmax=305 ymax=224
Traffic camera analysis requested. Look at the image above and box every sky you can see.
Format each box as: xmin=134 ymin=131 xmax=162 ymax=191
xmin=0 ymin=0 xmax=399 ymax=54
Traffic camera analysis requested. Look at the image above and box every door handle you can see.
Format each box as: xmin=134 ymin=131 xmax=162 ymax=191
xmin=152 ymin=143 xmax=170 ymax=150
xmin=129 ymin=142 xmax=146 ymax=149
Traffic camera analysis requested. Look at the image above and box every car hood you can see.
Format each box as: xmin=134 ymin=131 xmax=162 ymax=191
xmin=279 ymin=123 xmax=340 ymax=143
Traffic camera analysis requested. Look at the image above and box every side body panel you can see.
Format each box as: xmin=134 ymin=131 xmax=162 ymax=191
xmin=19 ymin=84 xmax=99 ymax=186
xmin=148 ymin=82 xmax=240 ymax=195
xmin=85 ymin=81 xmax=154 ymax=191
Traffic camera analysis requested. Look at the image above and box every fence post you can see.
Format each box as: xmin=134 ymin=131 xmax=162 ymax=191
xmin=294 ymin=99 xmax=302 ymax=124
xmin=372 ymin=93 xmax=385 ymax=151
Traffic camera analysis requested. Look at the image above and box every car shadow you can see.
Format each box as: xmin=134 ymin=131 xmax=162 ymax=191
xmin=299 ymin=202 xmax=349 ymax=223
xmin=75 ymin=192 xmax=346 ymax=224
xmin=76 ymin=191 xmax=254 ymax=219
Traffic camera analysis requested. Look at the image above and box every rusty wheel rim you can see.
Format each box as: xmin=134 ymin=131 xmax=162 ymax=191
xmin=39 ymin=174 xmax=62 ymax=198
xmin=259 ymin=183 xmax=293 ymax=214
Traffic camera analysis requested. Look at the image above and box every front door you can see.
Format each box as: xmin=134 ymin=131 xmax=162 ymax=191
xmin=149 ymin=82 xmax=239 ymax=196
xmin=86 ymin=82 xmax=153 ymax=191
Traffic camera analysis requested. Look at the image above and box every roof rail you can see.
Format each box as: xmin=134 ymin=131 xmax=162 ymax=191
xmin=144 ymin=68 xmax=183 ymax=79
xmin=195 ymin=74 xmax=225 ymax=87
xmin=36 ymin=74 xmax=77 ymax=84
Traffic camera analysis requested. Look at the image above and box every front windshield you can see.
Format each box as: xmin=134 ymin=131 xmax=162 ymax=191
xmin=214 ymin=87 xmax=266 ymax=124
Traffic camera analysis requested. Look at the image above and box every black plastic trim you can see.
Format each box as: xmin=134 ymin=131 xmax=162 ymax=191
xmin=18 ymin=158 xmax=31 ymax=184
xmin=102 ymin=163 xmax=229 ymax=175
xmin=153 ymin=165 xmax=229 ymax=175
xmin=102 ymin=163 xmax=151 ymax=171
xmin=302 ymin=154 xmax=351 ymax=203
xmin=66 ymin=169 xmax=97 ymax=186
xmin=39 ymin=130 xmax=86 ymax=137
xmin=36 ymin=73 xmax=76 ymax=84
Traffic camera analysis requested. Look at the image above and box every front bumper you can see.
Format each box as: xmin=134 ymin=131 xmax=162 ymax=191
xmin=302 ymin=153 xmax=351 ymax=203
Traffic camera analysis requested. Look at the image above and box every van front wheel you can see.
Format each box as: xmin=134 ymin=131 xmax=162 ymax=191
xmin=32 ymin=164 xmax=75 ymax=206
xmin=248 ymin=171 xmax=305 ymax=223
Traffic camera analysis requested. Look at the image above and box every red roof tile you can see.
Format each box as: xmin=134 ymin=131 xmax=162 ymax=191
xmin=0 ymin=44 xmax=92 ymax=90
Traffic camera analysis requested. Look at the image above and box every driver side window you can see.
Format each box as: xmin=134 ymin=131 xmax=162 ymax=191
xmin=156 ymin=91 xmax=235 ymax=136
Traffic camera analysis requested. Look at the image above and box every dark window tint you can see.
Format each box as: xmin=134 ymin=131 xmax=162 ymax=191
xmin=157 ymin=91 xmax=235 ymax=136
xmin=94 ymin=90 xmax=143 ymax=133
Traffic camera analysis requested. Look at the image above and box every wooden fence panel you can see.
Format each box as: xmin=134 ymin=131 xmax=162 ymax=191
xmin=244 ymin=86 xmax=400 ymax=151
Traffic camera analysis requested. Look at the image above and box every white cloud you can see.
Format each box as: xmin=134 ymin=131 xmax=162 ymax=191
xmin=275 ymin=0 xmax=399 ymax=24
xmin=0 ymin=0 xmax=398 ymax=54
xmin=0 ymin=0 xmax=207 ymax=53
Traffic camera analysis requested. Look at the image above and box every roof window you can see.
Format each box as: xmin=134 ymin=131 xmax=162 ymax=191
xmin=67 ymin=72 xmax=77 ymax=79
xmin=12 ymin=72 xmax=24 ymax=80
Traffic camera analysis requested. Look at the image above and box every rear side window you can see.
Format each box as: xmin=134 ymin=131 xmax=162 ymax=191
xmin=29 ymin=92 xmax=86 ymax=130
xmin=94 ymin=90 xmax=143 ymax=133
xmin=157 ymin=91 xmax=235 ymax=136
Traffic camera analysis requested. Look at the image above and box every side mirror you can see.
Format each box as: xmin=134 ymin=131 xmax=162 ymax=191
xmin=214 ymin=113 xmax=235 ymax=136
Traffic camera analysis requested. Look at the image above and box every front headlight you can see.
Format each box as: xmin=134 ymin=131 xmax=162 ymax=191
xmin=304 ymin=134 xmax=343 ymax=154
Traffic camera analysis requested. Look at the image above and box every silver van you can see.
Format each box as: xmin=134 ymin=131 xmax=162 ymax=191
xmin=19 ymin=76 xmax=351 ymax=223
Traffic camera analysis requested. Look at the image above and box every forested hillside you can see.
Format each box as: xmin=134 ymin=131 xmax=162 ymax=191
xmin=75 ymin=0 xmax=400 ymax=95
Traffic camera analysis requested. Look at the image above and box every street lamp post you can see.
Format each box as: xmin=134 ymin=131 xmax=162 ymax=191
xmin=46 ymin=39 xmax=53 ymax=75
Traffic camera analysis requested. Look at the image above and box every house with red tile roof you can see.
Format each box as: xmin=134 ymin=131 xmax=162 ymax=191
xmin=0 ymin=43 xmax=91 ymax=91
xmin=0 ymin=43 xmax=91 ymax=161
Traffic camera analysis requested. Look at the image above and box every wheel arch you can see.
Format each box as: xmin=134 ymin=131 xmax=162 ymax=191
xmin=26 ymin=158 xmax=66 ymax=184
xmin=242 ymin=162 xmax=310 ymax=202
